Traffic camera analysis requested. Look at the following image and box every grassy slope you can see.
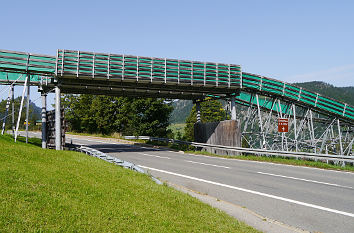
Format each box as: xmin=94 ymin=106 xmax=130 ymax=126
xmin=0 ymin=135 xmax=258 ymax=233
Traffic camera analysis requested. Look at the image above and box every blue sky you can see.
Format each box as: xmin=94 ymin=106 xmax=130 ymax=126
xmin=1 ymin=0 xmax=353 ymax=106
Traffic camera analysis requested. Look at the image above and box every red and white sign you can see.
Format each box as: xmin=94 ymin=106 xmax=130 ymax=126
xmin=278 ymin=118 xmax=289 ymax=133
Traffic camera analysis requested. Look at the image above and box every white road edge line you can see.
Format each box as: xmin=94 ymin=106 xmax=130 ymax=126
xmin=138 ymin=153 xmax=171 ymax=159
xmin=184 ymin=160 xmax=230 ymax=169
xmin=139 ymin=165 xmax=354 ymax=218
xmin=25 ymin=132 xmax=353 ymax=175
xmin=187 ymin=153 xmax=354 ymax=175
xmin=257 ymin=172 xmax=353 ymax=189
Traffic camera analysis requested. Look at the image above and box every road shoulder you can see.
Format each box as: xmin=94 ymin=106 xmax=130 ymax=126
xmin=169 ymin=182 xmax=309 ymax=233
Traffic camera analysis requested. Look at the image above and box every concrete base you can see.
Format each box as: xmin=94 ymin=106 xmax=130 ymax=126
xmin=194 ymin=120 xmax=241 ymax=156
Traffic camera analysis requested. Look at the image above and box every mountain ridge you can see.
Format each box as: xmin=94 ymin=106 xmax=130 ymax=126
xmin=169 ymin=81 xmax=354 ymax=124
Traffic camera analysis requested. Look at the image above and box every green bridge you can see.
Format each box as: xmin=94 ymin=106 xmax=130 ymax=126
xmin=0 ymin=48 xmax=353 ymax=155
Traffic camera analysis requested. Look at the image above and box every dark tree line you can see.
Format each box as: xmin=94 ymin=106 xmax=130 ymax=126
xmin=184 ymin=99 xmax=227 ymax=141
xmin=0 ymin=97 xmax=41 ymax=130
xmin=61 ymin=94 xmax=173 ymax=137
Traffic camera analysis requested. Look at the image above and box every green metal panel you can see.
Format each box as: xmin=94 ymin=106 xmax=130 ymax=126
xmin=0 ymin=50 xmax=55 ymax=75
xmin=56 ymin=49 xmax=242 ymax=88
xmin=0 ymin=71 xmax=43 ymax=83
xmin=240 ymin=72 xmax=354 ymax=121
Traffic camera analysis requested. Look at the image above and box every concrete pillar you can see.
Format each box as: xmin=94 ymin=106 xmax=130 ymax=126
xmin=231 ymin=96 xmax=236 ymax=120
xmin=41 ymin=93 xmax=47 ymax=149
xmin=196 ymin=102 xmax=201 ymax=123
xmin=55 ymin=86 xmax=61 ymax=150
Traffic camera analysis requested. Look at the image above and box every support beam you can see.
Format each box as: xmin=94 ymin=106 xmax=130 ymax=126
xmin=55 ymin=86 xmax=62 ymax=150
xmin=231 ymin=96 xmax=236 ymax=120
xmin=1 ymin=88 xmax=11 ymax=135
xmin=255 ymin=94 xmax=265 ymax=148
xmin=25 ymin=82 xmax=30 ymax=143
xmin=41 ymin=93 xmax=47 ymax=149
xmin=11 ymin=85 xmax=15 ymax=136
xmin=15 ymin=76 xmax=28 ymax=142
xmin=337 ymin=119 xmax=343 ymax=155
xmin=292 ymin=104 xmax=298 ymax=151
xmin=196 ymin=101 xmax=201 ymax=123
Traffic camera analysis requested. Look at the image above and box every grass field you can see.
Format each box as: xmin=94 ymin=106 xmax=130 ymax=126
xmin=0 ymin=134 xmax=258 ymax=232
xmin=168 ymin=123 xmax=186 ymax=138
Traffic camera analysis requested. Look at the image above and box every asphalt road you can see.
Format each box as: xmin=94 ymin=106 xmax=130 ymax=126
xmin=23 ymin=132 xmax=354 ymax=233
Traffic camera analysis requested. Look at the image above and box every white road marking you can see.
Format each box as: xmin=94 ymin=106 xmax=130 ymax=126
xmin=184 ymin=160 xmax=230 ymax=169
xmin=257 ymin=172 xmax=353 ymax=189
xmin=139 ymin=165 xmax=354 ymax=218
xmin=138 ymin=153 xmax=171 ymax=159
xmin=186 ymin=153 xmax=354 ymax=175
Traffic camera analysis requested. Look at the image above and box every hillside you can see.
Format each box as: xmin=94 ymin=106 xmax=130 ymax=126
xmin=294 ymin=81 xmax=354 ymax=106
xmin=0 ymin=134 xmax=257 ymax=232
xmin=169 ymin=100 xmax=193 ymax=123
xmin=0 ymin=98 xmax=41 ymax=127
xmin=169 ymin=81 xmax=354 ymax=124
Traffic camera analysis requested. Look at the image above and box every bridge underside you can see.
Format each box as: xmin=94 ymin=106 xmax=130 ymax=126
xmin=44 ymin=77 xmax=240 ymax=100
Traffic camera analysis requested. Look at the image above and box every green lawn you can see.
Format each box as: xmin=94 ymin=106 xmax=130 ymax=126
xmin=168 ymin=123 xmax=186 ymax=138
xmin=0 ymin=135 xmax=258 ymax=232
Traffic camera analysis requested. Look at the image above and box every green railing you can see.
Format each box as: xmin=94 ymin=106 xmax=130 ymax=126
xmin=241 ymin=73 xmax=354 ymax=121
xmin=0 ymin=72 xmax=43 ymax=83
xmin=0 ymin=49 xmax=55 ymax=75
xmin=56 ymin=49 xmax=242 ymax=88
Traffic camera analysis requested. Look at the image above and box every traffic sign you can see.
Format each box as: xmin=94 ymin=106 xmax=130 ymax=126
xmin=278 ymin=118 xmax=288 ymax=133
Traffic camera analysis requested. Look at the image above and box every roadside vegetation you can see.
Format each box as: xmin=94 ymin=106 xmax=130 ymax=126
xmin=167 ymin=123 xmax=186 ymax=139
xmin=185 ymin=150 xmax=354 ymax=172
xmin=62 ymin=95 xmax=173 ymax=137
xmin=0 ymin=134 xmax=259 ymax=232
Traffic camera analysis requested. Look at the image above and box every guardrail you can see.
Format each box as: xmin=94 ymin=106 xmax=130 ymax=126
xmin=72 ymin=145 xmax=162 ymax=184
xmin=124 ymin=136 xmax=354 ymax=165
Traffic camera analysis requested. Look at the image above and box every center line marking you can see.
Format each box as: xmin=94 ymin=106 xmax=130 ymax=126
xmin=138 ymin=153 xmax=171 ymax=159
xmin=257 ymin=172 xmax=353 ymax=189
xmin=184 ymin=160 xmax=230 ymax=169
xmin=139 ymin=165 xmax=354 ymax=218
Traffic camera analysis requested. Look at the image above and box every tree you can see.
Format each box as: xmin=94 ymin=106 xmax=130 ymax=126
xmin=184 ymin=99 xmax=227 ymax=141
xmin=62 ymin=94 xmax=173 ymax=137
xmin=0 ymin=97 xmax=40 ymax=131
xmin=126 ymin=98 xmax=173 ymax=137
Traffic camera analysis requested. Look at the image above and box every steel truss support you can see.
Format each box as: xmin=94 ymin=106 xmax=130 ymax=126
xmin=239 ymin=93 xmax=353 ymax=157
xmin=11 ymin=85 xmax=14 ymax=136
xmin=1 ymin=86 xmax=12 ymax=135
xmin=255 ymin=94 xmax=265 ymax=148
xmin=15 ymin=75 xmax=29 ymax=142
xmin=25 ymin=81 xmax=30 ymax=143
xmin=337 ymin=119 xmax=343 ymax=155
